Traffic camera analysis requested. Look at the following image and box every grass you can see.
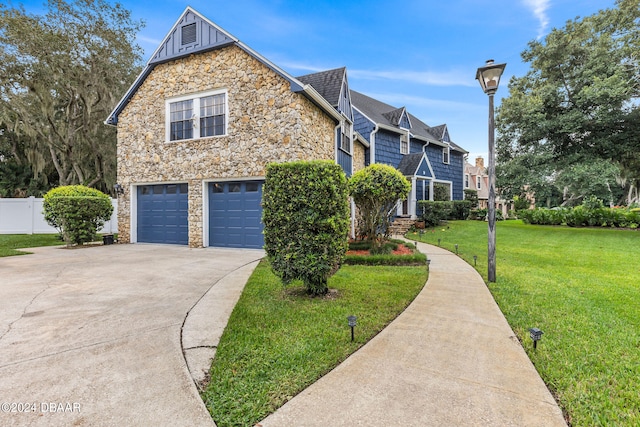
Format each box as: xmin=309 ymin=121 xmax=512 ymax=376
xmin=203 ymin=260 xmax=428 ymax=427
xmin=408 ymin=220 xmax=640 ymax=426
xmin=0 ymin=234 xmax=64 ymax=257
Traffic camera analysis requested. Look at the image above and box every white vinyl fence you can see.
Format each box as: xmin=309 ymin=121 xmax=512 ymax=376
xmin=0 ymin=196 xmax=118 ymax=235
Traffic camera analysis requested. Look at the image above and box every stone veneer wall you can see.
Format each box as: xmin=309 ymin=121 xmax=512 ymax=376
xmin=353 ymin=141 xmax=366 ymax=173
xmin=116 ymin=44 xmax=336 ymax=247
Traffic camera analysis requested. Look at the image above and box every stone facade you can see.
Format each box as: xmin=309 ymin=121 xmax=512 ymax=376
xmin=353 ymin=140 xmax=367 ymax=173
xmin=116 ymin=44 xmax=336 ymax=247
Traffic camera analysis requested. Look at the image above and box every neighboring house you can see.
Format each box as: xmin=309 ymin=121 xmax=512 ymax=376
xmin=106 ymin=7 xmax=467 ymax=248
xmin=464 ymin=156 xmax=514 ymax=216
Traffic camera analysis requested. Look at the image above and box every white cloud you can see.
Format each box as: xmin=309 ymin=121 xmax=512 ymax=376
xmin=278 ymin=60 xmax=475 ymax=87
xmin=522 ymin=0 xmax=551 ymax=40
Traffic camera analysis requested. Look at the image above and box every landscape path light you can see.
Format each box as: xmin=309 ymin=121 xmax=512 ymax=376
xmin=347 ymin=315 xmax=357 ymax=342
xmin=476 ymin=59 xmax=506 ymax=283
xmin=529 ymin=327 xmax=544 ymax=349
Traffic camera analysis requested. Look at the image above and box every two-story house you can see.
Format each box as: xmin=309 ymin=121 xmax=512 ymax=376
xmin=106 ymin=7 xmax=467 ymax=248
xmin=350 ymin=91 xmax=467 ymax=218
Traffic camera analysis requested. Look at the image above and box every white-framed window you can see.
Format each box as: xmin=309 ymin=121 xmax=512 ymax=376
xmin=400 ymin=133 xmax=409 ymax=154
xmin=465 ymin=174 xmax=469 ymax=188
xmin=340 ymin=120 xmax=352 ymax=154
xmin=166 ymin=89 xmax=227 ymax=142
xmin=477 ymin=177 xmax=482 ymax=189
xmin=442 ymin=146 xmax=450 ymax=164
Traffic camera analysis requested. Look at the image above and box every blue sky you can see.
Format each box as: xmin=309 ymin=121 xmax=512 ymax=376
xmin=22 ymin=0 xmax=618 ymax=161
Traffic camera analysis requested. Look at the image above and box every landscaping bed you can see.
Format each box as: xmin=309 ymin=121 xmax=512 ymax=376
xmin=344 ymin=239 xmax=426 ymax=266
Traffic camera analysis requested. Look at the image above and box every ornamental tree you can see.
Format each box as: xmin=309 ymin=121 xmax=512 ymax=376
xmin=262 ymin=160 xmax=350 ymax=296
xmin=348 ymin=164 xmax=411 ymax=243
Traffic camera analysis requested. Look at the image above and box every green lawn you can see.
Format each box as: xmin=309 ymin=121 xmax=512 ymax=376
xmin=0 ymin=234 xmax=64 ymax=257
xmin=203 ymin=260 xmax=428 ymax=427
xmin=408 ymin=220 xmax=640 ymax=426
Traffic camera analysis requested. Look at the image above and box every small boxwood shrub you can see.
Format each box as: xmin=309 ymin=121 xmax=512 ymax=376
xmin=262 ymin=160 xmax=350 ymax=295
xmin=43 ymin=185 xmax=113 ymax=245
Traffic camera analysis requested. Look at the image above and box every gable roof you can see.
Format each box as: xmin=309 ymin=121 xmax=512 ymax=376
xmin=397 ymin=152 xmax=434 ymax=178
xmin=296 ymin=67 xmax=345 ymax=107
xmin=296 ymin=67 xmax=353 ymax=120
xmin=350 ymin=90 xmax=466 ymax=153
xmin=106 ymin=7 xmax=342 ymax=126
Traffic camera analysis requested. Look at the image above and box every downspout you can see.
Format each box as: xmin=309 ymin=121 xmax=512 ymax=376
xmin=370 ymin=124 xmax=379 ymax=166
xmin=334 ymin=121 xmax=341 ymax=164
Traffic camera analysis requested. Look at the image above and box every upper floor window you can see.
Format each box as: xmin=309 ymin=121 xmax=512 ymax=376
xmin=442 ymin=146 xmax=450 ymax=164
xmin=167 ymin=90 xmax=227 ymax=142
xmin=400 ymin=134 xmax=409 ymax=154
xmin=477 ymin=177 xmax=482 ymax=189
xmin=340 ymin=121 xmax=352 ymax=154
xmin=465 ymin=174 xmax=469 ymax=188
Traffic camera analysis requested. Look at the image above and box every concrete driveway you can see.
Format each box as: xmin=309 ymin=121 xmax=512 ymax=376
xmin=0 ymin=244 xmax=264 ymax=427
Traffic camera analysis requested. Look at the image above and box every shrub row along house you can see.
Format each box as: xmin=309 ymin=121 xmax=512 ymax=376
xmin=106 ymin=7 xmax=468 ymax=249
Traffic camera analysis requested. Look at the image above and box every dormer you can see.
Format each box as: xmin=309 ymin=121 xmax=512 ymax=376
xmin=383 ymin=107 xmax=411 ymax=130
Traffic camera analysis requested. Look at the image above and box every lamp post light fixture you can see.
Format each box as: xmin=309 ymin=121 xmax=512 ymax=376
xmin=476 ymin=59 xmax=506 ymax=283
xmin=455 ymin=244 xmax=459 ymax=255
xmin=438 ymin=238 xmax=441 ymax=246
xmin=113 ymin=183 xmax=125 ymax=196
xmin=347 ymin=315 xmax=357 ymax=342
xmin=528 ymin=327 xmax=544 ymax=349
xmin=473 ymin=255 xmax=478 ymax=266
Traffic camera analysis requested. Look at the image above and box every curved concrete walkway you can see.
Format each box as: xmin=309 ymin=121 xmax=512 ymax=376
xmin=259 ymin=242 xmax=567 ymax=426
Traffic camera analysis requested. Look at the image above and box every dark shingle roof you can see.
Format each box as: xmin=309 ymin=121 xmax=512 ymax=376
xmin=296 ymin=67 xmax=346 ymax=107
xmin=397 ymin=153 xmax=425 ymax=176
xmin=350 ymin=90 xmax=465 ymax=153
xmin=382 ymin=107 xmax=405 ymax=126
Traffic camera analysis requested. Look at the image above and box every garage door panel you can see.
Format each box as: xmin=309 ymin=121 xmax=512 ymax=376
xmin=137 ymin=184 xmax=188 ymax=245
xmin=208 ymin=181 xmax=264 ymax=249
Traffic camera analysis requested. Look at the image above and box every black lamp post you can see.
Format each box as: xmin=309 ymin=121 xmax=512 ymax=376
xmin=476 ymin=59 xmax=506 ymax=283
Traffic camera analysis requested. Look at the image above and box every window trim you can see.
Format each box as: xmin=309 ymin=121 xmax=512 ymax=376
xmin=400 ymin=133 xmax=409 ymax=155
xmin=442 ymin=146 xmax=450 ymax=164
xmin=165 ymin=89 xmax=228 ymax=142
xmin=477 ymin=177 xmax=482 ymax=189
xmin=339 ymin=120 xmax=352 ymax=154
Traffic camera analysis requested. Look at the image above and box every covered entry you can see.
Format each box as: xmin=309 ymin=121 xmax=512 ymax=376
xmin=208 ymin=181 xmax=264 ymax=249
xmin=137 ymin=183 xmax=189 ymax=244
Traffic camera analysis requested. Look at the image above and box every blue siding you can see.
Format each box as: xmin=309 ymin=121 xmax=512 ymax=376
xmin=450 ymin=151 xmax=464 ymax=200
xmin=353 ymin=110 xmax=375 ymax=141
xmin=337 ymin=148 xmax=352 ymax=177
xmin=399 ymin=113 xmax=411 ymax=129
xmin=424 ymin=145 xmax=464 ymax=200
xmin=374 ymin=129 xmax=403 ymax=167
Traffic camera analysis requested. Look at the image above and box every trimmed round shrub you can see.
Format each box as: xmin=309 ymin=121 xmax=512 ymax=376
xmin=43 ymin=185 xmax=113 ymax=245
xmin=262 ymin=160 xmax=350 ymax=296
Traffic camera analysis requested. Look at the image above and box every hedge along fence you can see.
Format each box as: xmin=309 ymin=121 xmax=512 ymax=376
xmin=262 ymin=160 xmax=350 ymax=295
xmin=519 ymin=206 xmax=640 ymax=229
xmin=418 ymin=200 xmax=473 ymax=227
xmin=43 ymin=185 xmax=114 ymax=245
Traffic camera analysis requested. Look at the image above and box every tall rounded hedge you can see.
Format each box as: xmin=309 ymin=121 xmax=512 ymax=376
xmin=262 ymin=160 xmax=350 ymax=295
xmin=43 ymin=185 xmax=113 ymax=245
xmin=348 ymin=164 xmax=411 ymax=242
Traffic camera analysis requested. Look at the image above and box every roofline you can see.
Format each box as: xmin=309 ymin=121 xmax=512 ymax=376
xmin=106 ymin=6 xmax=339 ymax=126
xmin=354 ymin=131 xmax=370 ymax=148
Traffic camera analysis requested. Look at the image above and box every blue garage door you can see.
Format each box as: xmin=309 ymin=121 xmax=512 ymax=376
xmin=137 ymin=184 xmax=188 ymax=245
xmin=209 ymin=181 xmax=264 ymax=249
